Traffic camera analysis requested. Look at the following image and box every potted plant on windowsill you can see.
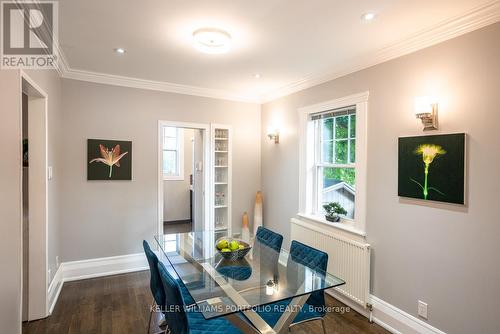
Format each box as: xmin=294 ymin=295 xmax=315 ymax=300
xmin=323 ymin=202 xmax=347 ymax=222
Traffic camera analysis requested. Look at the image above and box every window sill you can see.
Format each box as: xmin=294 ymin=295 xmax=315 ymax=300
xmin=296 ymin=213 xmax=366 ymax=237
xmin=163 ymin=175 xmax=185 ymax=181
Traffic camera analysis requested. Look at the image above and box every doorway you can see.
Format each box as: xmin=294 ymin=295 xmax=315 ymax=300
xmin=158 ymin=121 xmax=210 ymax=236
xmin=21 ymin=73 xmax=49 ymax=322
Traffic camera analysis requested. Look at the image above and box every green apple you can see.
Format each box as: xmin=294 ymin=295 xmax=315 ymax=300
xmin=229 ymin=240 xmax=240 ymax=251
xmin=217 ymin=239 xmax=229 ymax=250
xmin=221 ymin=248 xmax=231 ymax=252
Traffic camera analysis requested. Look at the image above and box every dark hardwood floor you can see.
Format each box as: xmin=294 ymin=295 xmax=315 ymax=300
xmin=23 ymin=271 xmax=389 ymax=334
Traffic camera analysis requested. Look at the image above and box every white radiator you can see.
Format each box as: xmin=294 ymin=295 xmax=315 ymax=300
xmin=291 ymin=218 xmax=371 ymax=308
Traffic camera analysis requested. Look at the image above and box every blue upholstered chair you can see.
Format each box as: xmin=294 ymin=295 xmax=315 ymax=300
xmin=143 ymin=240 xmax=167 ymax=333
xmin=256 ymin=240 xmax=329 ymax=334
xmin=157 ymin=261 xmax=242 ymax=334
xmin=287 ymin=240 xmax=328 ymax=332
xmin=143 ymin=240 xmax=195 ymax=333
xmin=255 ymin=226 xmax=283 ymax=252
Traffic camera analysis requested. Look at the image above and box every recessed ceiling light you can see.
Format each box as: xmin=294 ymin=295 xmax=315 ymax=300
xmin=254 ymin=73 xmax=261 ymax=79
xmin=193 ymin=28 xmax=231 ymax=54
xmin=114 ymin=47 xmax=126 ymax=54
xmin=361 ymin=12 xmax=376 ymax=21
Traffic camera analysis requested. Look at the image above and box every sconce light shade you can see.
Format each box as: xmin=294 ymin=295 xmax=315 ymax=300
xmin=267 ymin=129 xmax=280 ymax=144
xmin=414 ymin=96 xmax=438 ymax=131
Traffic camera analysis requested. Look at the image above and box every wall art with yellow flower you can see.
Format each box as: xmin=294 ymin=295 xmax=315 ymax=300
xmin=87 ymin=139 xmax=132 ymax=180
xmin=398 ymin=133 xmax=465 ymax=204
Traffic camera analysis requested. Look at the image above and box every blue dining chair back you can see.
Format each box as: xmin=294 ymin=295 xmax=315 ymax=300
xmin=255 ymin=226 xmax=283 ymax=252
xmin=157 ymin=261 xmax=189 ymax=334
xmin=143 ymin=240 xmax=166 ymax=308
xmin=254 ymin=240 xmax=330 ymax=333
xmin=158 ymin=260 xmax=244 ymax=334
xmin=289 ymin=240 xmax=328 ymax=314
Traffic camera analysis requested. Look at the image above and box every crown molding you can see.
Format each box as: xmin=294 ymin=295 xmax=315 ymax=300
xmin=60 ymin=67 xmax=261 ymax=103
xmin=54 ymin=1 xmax=500 ymax=105
xmin=260 ymin=0 xmax=500 ymax=103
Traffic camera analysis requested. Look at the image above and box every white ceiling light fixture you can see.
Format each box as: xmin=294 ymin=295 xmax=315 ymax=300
xmin=254 ymin=73 xmax=261 ymax=79
xmin=193 ymin=28 xmax=231 ymax=54
xmin=114 ymin=47 xmax=126 ymax=54
xmin=361 ymin=12 xmax=376 ymax=21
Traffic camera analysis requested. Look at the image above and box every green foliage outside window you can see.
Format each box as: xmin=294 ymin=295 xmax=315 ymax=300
xmin=335 ymin=116 xmax=349 ymax=139
xmin=335 ymin=140 xmax=348 ymax=163
xmin=323 ymin=118 xmax=333 ymax=140
xmin=324 ymin=167 xmax=355 ymax=187
xmin=322 ymin=115 xmax=356 ymax=164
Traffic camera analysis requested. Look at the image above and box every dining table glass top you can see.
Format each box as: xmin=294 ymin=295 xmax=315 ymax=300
xmin=154 ymin=231 xmax=345 ymax=320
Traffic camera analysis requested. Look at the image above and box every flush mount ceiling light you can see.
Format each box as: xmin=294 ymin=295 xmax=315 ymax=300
xmin=192 ymin=28 xmax=231 ymax=54
xmin=254 ymin=73 xmax=261 ymax=79
xmin=361 ymin=12 xmax=376 ymax=21
xmin=114 ymin=47 xmax=126 ymax=54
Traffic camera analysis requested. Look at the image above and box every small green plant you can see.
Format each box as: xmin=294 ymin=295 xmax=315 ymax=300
xmin=323 ymin=202 xmax=347 ymax=222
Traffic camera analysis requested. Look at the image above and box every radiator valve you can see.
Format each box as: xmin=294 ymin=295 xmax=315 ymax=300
xmin=366 ymin=303 xmax=373 ymax=323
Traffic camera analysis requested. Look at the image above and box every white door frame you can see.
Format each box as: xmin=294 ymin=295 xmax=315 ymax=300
xmin=20 ymin=70 xmax=49 ymax=320
xmin=157 ymin=121 xmax=211 ymax=237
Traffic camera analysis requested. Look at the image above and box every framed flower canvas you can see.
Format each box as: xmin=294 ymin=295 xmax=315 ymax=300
xmin=87 ymin=139 xmax=132 ymax=180
xmin=398 ymin=133 xmax=466 ymax=205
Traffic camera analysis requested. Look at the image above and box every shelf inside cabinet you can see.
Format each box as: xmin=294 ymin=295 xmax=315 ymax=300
xmin=213 ymin=126 xmax=231 ymax=240
xmin=215 ymin=230 xmax=229 ymax=238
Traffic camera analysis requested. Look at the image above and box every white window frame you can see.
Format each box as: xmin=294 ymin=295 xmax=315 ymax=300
xmin=298 ymin=92 xmax=369 ymax=234
xmin=314 ymin=110 xmax=356 ymax=219
xmin=163 ymin=126 xmax=184 ymax=180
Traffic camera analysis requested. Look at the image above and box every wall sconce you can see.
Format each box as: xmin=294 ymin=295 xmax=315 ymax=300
xmin=267 ymin=129 xmax=280 ymax=144
xmin=414 ymin=96 xmax=438 ymax=131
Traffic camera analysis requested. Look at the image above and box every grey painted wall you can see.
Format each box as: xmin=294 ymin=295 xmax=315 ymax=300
xmin=163 ymin=128 xmax=194 ymax=222
xmin=59 ymin=79 xmax=261 ymax=261
xmin=261 ymin=23 xmax=500 ymax=334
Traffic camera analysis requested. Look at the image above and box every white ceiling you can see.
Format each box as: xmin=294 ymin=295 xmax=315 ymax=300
xmin=59 ymin=0 xmax=500 ymax=102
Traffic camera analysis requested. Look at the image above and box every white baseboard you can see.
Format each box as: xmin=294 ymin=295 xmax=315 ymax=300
xmin=370 ymin=295 xmax=446 ymax=334
xmin=47 ymin=265 xmax=64 ymax=315
xmin=61 ymin=253 xmax=148 ymax=282
xmin=326 ymin=290 xmax=446 ymax=334
xmin=47 ymin=253 xmax=148 ymax=314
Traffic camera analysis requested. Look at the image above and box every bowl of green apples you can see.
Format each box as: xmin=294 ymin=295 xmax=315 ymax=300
xmin=215 ymin=238 xmax=251 ymax=261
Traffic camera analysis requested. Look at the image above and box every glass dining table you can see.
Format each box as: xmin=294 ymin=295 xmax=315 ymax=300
xmin=155 ymin=231 xmax=345 ymax=334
